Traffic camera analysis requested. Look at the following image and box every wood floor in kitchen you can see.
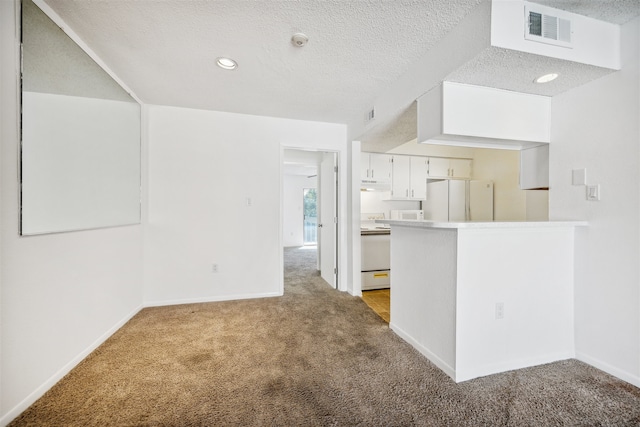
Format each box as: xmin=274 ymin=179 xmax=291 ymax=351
xmin=361 ymin=289 xmax=390 ymax=323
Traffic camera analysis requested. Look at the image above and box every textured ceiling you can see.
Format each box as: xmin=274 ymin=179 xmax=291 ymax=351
xmin=445 ymin=47 xmax=614 ymax=97
xmin=23 ymin=0 xmax=132 ymax=101
xmin=41 ymin=0 xmax=484 ymax=125
xmin=38 ymin=0 xmax=640 ymax=153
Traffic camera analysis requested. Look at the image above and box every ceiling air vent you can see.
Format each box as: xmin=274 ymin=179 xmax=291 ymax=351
xmin=364 ymin=108 xmax=375 ymax=124
xmin=525 ymin=5 xmax=572 ymax=48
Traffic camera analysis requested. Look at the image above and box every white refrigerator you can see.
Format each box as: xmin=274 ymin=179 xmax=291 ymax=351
xmin=424 ymin=180 xmax=494 ymax=222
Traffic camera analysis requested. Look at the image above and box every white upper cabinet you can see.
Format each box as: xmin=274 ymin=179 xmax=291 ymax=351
xmin=391 ymin=155 xmax=411 ymax=199
xmin=426 ymin=157 xmax=449 ymax=178
xmin=427 ymin=157 xmax=472 ymax=179
xmin=450 ymin=158 xmax=472 ymax=179
xmin=391 ymin=155 xmax=428 ymax=200
xmin=361 ymin=152 xmax=392 ymax=183
xmin=409 ymin=156 xmax=429 ymax=200
xmin=369 ymin=153 xmax=392 ymax=181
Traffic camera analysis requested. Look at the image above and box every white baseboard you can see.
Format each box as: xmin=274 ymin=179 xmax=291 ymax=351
xmin=390 ymin=322 xmax=457 ymax=381
xmin=390 ymin=322 xmax=576 ymax=384
xmin=0 ymin=304 xmax=143 ymax=427
xmin=143 ymin=291 xmax=282 ymax=308
xmin=454 ymin=352 xmax=575 ymax=383
xmin=576 ymin=352 xmax=640 ymax=388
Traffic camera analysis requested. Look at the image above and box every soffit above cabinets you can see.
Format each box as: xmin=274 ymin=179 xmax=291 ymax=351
xmin=360 ymin=0 xmax=638 ymax=152
xmin=417 ymin=82 xmax=551 ymax=151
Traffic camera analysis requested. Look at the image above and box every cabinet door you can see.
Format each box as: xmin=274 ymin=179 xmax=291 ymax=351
xmin=391 ymin=155 xmax=411 ymax=199
xmin=450 ymin=158 xmax=472 ymax=179
xmin=409 ymin=156 xmax=428 ymax=200
xmin=369 ymin=153 xmax=392 ymax=181
xmin=360 ymin=153 xmax=371 ymax=180
xmin=427 ymin=157 xmax=450 ymax=178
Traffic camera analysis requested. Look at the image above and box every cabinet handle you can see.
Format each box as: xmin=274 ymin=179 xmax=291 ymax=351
xmin=411 ymin=190 xmax=414 ymax=197
xmin=372 ymin=169 xmax=374 ymax=178
xmin=405 ymin=189 xmax=408 ymax=197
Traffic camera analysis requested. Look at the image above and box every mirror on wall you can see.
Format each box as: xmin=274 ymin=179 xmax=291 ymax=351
xmin=20 ymin=0 xmax=141 ymax=235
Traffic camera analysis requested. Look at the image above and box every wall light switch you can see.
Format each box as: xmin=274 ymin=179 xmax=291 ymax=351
xmin=586 ymin=185 xmax=600 ymax=201
xmin=572 ymin=168 xmax=587 ymax=186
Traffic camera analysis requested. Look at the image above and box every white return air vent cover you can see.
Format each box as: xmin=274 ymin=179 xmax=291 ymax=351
xmin=524 ymin=4 xmax=572 ymax=48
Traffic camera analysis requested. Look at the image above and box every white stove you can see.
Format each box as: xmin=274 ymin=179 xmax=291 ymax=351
xmin=361 ymin=213 xmax=391 ymax=290
xmin=360 ymin=213 xmax=390 ymax=234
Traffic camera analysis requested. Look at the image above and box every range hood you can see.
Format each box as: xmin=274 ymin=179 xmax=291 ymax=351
xmin=417 ymin=82 xmax=551 ymax=151
xmin=360 ymin=178 xmax=391 ymax=192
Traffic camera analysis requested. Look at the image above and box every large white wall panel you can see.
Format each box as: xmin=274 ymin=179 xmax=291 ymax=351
xmin=21 ymin=92 xmax=141 ymax=235
xmin=549 ymin=17 xmax=640 ymax=386
xmin=144 ymin=106 xmax=346 ymax=305
xmin=1 ymin=2 xmax=144 ymax=423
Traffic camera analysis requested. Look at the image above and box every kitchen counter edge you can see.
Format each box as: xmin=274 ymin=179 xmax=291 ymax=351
xmin=375 ymin=220 xmax=588 ymax=229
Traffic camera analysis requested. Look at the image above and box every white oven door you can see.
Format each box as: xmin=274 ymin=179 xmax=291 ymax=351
xmin=361 ymin=234 xmax=391 ymax=271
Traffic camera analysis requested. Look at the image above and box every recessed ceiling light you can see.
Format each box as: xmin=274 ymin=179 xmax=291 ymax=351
xmin=534 ymin=73 xmax=559 ymax=83
xmin=216 ymin=57 xmax=238 ymax=70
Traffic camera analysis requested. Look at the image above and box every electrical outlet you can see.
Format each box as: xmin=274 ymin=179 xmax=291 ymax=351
xmin=495 ymin=302 xmax=504 ymax=320
xmin=212 ymin=264 xmax=218 ymax=273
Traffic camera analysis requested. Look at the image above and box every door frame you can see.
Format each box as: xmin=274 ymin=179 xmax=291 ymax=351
xmin=280 ymin=146 xmax=341 ymax=293
xmin=318 ymin=151 xmax=339 ymax=288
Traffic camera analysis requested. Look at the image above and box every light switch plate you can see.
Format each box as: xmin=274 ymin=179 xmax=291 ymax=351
xmin=586 ymin=184 xmax=600 ymax=201
xmin=572 ymin=168 xmax=587 ymax=186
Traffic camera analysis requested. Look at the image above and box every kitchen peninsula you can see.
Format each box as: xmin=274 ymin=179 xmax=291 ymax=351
xmin=376 ymin=219 xmax=587 ymax=382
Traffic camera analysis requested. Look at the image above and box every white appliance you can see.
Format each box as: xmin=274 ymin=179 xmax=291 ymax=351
xmin=391 ymin=210 xmax=424 ymax=221
xmin=360 ymin=213 xmax=390 ymax=290
xmin=424 ymin=180 xmax=494 ymax=222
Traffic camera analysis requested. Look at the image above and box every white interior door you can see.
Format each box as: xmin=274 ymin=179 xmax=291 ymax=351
xmin=318 ymin=152 xmax=337 ymax=288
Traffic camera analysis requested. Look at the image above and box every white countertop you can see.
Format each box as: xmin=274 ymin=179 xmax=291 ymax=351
xmin=376 ymin=219 xmax=588 ymax=229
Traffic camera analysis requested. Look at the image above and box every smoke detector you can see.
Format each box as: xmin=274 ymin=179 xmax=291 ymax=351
xmin=291 ymin=33 xmax=309 ymax=47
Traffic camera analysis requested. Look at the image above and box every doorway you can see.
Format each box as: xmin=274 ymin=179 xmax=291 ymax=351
xmin=282 ymin=149 xmax=339 ymax=290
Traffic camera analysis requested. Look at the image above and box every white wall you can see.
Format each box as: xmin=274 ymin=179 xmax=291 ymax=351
xmin=0 ymin=2 xmax=144 ymax=423
xmin=549 ymin=17 xmax=640 ymax=386
xmin=283 ymin=174 xmax=316 ymax=247
xmin=144 ymin=106 xmax=347 ymax=305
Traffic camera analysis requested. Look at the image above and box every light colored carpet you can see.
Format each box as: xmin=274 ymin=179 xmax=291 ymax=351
xmin=9 ymin=246 xmax=640 ymax=426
